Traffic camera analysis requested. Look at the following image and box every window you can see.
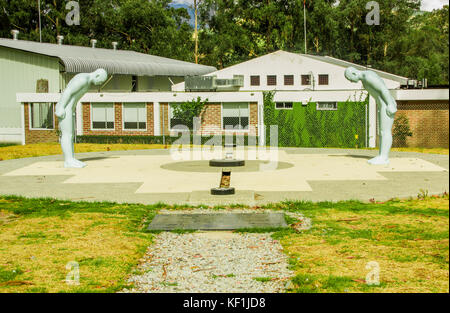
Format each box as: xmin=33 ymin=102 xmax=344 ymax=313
xmin=317 ymin=102 xmax=337 ymax=111
xmin=30 ymin=102 xmax=54 ymax=129
xmin=91 ymin=103 xmax=114 ymax=129
xmin=284 ymin=75 xmax=294 ymax=86
xmin=318 ymin=74 xmax=329 ymax=85
xmin=132 ymin=75 xmax=138 ymax=92
xmin=267 ymin=75 xmax=277 ymax=86
xmin=275 ymin=102 xmax=293 ymax=109
xmin=123 ymin=103 xmax=146 ymax=130
xmin=301 ymin=75 xmax=311 ymax=85
xmin=250 ymin=75 xmax=260 ymax=86
xmin=222 ymin=103 xmax=249 ymax=130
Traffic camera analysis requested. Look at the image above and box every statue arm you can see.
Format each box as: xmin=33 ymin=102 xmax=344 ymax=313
xmin=55 ymin=75 xmax=87 ymax=118
xmin=55 ymin=89 xmax=74 ymax=118
xmin=364 ymin=72 xmax=397 ymax=117
xmin=380 ymin=88 xmax=397 ymax=117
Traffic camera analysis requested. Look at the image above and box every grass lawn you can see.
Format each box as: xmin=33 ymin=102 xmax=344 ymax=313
xmin=391 ymin=147 xmax=449 ymax=155
xmin=0 ymin=143 xmax=168 ymax=161
xmin=272 ymin=195 xmax=449 ymax=293
xmin=0 ymin=194 xmax=448 ymax=293
xmin=0 ymin=143 xmax=447 ymax=162
xmin=0 ymin=197 xmax=160 ymax=293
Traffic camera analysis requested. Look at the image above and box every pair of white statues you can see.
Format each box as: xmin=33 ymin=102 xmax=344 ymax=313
xmin=56 ymin=67 xmax=396 ymax=168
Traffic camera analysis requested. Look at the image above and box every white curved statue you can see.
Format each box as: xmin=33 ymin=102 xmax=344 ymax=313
xmin=55 ymin=69 xmax=108 ymax=168
xmin=344 ymin=67 xmax=397 ymax=165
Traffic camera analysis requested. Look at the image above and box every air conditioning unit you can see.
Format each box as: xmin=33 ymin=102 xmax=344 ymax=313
xmin=185 ymin=75 xmax=244 ymax=91
xmin=407 ymin=79 xmax=418 ymax=89
xmin=185 ymin=76 xmax=217 ymax=91
xmin=216 ymin=75 xmax=244 ymax=88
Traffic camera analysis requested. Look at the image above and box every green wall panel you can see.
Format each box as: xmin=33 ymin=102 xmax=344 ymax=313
xmin=265 ymin=99 xmax=368 ymax=148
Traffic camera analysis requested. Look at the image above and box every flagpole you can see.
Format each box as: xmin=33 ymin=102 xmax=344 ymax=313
xmin=304 ymin=0 xmax=307 ymax=54
xmin=38 ymin=0 xmax=42 ymax=42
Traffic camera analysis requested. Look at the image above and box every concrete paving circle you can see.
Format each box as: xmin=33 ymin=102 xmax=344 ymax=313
xmin=0 ymin=148 xmax=448 ymax=205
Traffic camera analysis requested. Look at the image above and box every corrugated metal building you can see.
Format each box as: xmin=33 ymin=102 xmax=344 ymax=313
xmin=0 ymin=36 xmax=216 ymax=142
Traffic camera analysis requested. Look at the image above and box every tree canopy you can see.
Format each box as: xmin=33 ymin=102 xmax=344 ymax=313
xmin=0 ymin=0 xmax=448 ymax=85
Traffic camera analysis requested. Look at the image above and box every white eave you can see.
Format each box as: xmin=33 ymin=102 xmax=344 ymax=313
xmin=392 ymin=89 xmax=449 ymax=101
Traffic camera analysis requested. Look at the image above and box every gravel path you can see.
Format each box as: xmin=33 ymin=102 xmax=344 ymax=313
xmin=121 ymin=231 xmax=294 ymax=293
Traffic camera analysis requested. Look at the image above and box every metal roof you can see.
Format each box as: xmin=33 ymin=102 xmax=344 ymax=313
xmin=0 ymin=38 xmax=216 ymax=76
xmin=301 ymin=53 xmax=409 ymax=84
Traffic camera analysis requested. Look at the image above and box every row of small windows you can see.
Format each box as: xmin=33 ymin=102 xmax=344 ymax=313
xmin=250 ymin=74 xmax=329 ymax=86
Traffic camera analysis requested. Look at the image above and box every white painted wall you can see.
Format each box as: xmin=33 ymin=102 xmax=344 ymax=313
xmin=173 ymin=50 xmax=405 ymax=92
xmin=0 ymin=127 xmax=22 ymax=143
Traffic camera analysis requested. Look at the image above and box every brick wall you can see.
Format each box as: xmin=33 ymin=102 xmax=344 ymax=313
xmin=249 ymin=102 xmax=258 ymax=135
xmin=160 ymin=102 xmax=169 ymax=135
xmin=396 ymin=100 xmax=449 ymax=148
xmin=24 ymin=103 xmax=59 ymax=144
xmin=199 ymin=103 xmax=222 ymax=135
xmin=82 ymin=102 xmax=154 ymax=136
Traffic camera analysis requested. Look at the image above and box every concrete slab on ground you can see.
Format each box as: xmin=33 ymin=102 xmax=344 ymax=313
xmin=147 ymin=212 xmax=288 ymax=230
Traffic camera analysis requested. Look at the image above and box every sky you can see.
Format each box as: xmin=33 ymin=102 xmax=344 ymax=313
xmin=171 ymin=0 xmax=449 ymax=12
xmin=421 ymin=0 xmax=449 ymax=11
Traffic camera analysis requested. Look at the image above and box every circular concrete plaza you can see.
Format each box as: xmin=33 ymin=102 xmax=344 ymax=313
xmin=0 ymin=148 xmax=448 ymax=205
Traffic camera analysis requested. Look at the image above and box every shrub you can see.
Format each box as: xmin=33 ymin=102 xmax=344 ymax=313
xmin=76 ymin=134 xmax=259 ymax=146
xmin=172 ymin=97 xmax=208 ymax=130
xmin=393 ymin=114 xmax=413 ymax=147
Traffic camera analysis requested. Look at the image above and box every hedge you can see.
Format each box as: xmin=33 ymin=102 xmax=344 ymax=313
xmin=76 ymin=134 xmax=259 ymax=146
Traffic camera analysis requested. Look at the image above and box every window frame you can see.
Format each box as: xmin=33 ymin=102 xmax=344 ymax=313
xmin=284 ymin=75 xmax=294 ymax=86
xmin=267 ymin=75 xmax=277 ymax=86
xmin=90 ymin=103 xmax=115 ymax=131
xmin=316 ymin=102 xmax=338 ymax=111
xmin=318 ymin=74 xmax=329 ymax=86
xmin=122 ymin=103 xmax=147 ymax=131
xmin=29 ymin=102 xmax=55 ymax=130
xmin=275 ymin=102 xmax=294 ymax=110
xmin=301 ymin=74 xmax=311 ymax=86
xmin=250 ymin=75 xmax=260 ymax=86
xmin=221 ymin=102 xmax=250 ymax=132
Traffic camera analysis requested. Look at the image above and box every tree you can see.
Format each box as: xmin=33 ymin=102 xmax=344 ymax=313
xmin=172 ymin=96 xmax=208 ymax=130
xmin=393 ymin=113 xmax=413 ymax=147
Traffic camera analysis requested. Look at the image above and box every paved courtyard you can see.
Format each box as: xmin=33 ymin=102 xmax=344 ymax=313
xmin=0 ymin=148 xmax=448 ymax=205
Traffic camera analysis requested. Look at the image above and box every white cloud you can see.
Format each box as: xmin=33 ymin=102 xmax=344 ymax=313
xmin=421 ymin=0 xmax=449 ymax=11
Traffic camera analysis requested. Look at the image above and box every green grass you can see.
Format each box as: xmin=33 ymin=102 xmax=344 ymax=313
xmin=0 ymin=267 xmax=23 ymax=283
xmin=211 ymin=273 xmax=235 ymax=279
xmin=0 ymin=195 xmax=163 ymax=293
xmin=277 ymin=194 xmax=449 ymax=293
xmin=253 ymin=277 xmax=273 ymax=283
xmin=0 ymin=143 xmax=18 ymax=148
